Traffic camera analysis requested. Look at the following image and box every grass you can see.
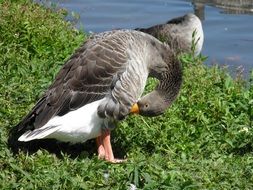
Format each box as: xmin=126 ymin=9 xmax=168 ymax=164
xmin=0 ymin=0 xmax=252 ymax=189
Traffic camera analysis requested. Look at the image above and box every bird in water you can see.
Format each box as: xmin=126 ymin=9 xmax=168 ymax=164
xmin=8 ymin=13 xmax=203 ymax=163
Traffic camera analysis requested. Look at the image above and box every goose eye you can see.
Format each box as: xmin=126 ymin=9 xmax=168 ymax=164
xmin=145 ymin=104 xmax=149 ymax=108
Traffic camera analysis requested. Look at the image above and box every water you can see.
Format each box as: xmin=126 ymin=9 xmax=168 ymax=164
xmin=45 ymin=0 xmax=253 ymax=77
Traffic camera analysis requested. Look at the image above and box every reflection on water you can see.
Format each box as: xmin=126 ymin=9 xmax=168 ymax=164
xmin=192 ymin=0 xmax=253 ymax=20
xmin=189 ymin=0 xmax=253 ymax=78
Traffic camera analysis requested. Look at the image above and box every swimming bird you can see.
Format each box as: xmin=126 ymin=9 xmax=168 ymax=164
xmin=8 ymin=13 xmax=203 ymax=163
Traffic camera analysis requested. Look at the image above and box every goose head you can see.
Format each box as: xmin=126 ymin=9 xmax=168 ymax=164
xmin=131 ymin=90 xmax=175 ymax=117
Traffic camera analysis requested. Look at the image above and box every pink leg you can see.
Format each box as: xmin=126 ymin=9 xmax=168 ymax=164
xmin=96 ymin=136 xmax=105 ymax=159
xmin=101 ymin=129 xmax=125 ymax=163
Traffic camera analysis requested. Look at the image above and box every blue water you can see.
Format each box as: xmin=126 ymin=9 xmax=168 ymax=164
xmin=45 ymin=0 xmax=253 ymax=77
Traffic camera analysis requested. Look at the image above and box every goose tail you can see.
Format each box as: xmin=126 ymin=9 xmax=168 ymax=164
xmin=8 ymin=97 xmax=46 ymax=153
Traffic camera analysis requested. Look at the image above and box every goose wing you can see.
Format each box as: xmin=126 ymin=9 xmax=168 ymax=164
xmin=12 ymin=30 xmax=149 ymax=135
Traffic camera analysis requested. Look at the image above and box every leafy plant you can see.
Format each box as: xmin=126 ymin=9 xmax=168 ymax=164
xmin=0 ymin=0 xmax=252 ymax=189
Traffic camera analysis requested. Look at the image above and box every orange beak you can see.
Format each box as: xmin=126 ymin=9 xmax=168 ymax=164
xmin=130 ymin=103 xmax=139 ymax=114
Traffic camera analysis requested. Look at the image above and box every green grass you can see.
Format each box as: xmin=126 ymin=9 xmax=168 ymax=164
xmin=0 ymin=0 xmax=253 ymax=189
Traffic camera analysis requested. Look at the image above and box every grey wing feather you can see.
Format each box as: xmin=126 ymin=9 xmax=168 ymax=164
xmin=15 ymin=31 xmax=129 ymax=133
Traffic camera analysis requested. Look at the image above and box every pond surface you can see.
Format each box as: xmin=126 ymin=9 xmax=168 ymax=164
xmin=46 ymin=0 xmax=253 ymax=78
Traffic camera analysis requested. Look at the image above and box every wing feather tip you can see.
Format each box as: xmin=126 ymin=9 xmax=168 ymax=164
xmin=18 ymin=125 xmax=61 ymax=142
xmin=18 ymin=131 xmax=32 ymax=142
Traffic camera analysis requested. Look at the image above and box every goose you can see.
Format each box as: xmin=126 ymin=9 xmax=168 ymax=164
xmin=136 ymin=13 xmax=203 ymax=55
xmin=8 ymin=13 xmax=203 ymax=163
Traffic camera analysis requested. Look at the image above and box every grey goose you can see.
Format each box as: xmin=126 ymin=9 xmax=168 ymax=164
xmin=8 ymin=13 xmax=203 ymax=163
